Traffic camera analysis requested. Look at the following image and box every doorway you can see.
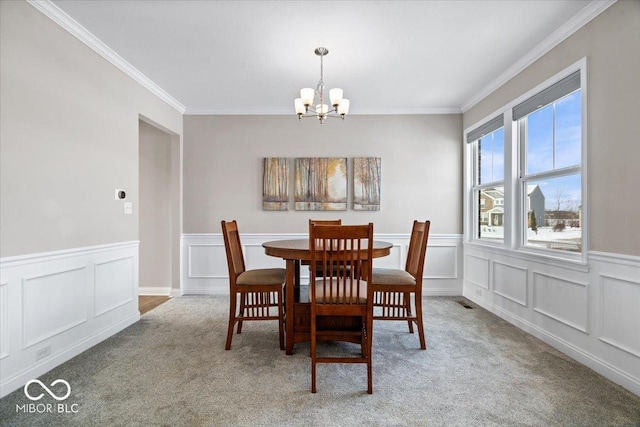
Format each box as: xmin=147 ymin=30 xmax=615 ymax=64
xmin=138 ymin=118 xmax=181 ymax=299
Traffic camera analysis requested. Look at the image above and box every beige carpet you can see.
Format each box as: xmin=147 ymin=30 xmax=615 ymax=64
xmin=1 ymin=296 xmax=639 ymax=426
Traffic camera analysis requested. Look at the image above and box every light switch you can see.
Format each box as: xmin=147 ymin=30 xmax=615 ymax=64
xmin=124 ymin=202 xmax=133 ymax=215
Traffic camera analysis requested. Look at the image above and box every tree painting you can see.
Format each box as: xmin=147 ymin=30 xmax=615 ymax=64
xmin=353 ymin=157 xmax=381 ymax=211
xmin=294 ymin=158 xmax=347 ymax=211
xmin=262 ymin=157 xmax=289 ymax=210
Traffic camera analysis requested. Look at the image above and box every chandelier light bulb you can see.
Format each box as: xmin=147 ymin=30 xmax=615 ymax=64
xmin=294 ymin=98 xmax=305 ymax=115
xmin=300 ymin=88 xmax=314 ymax=106
xmin=338 ymin=99 xmax=350 ymax=116
xmin=329 ymin=88 xmax=343 ymax=107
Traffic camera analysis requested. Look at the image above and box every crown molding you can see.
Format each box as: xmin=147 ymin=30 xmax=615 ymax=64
xmin=27 ymin=0 xmax=186 ymax=114
xmin=460 ymin=0 xmax=617 ymax=113
xmin=184 ymin=106 xmax=462 ymax=115
xmin=28 ymin=0 xmax=613 ymax=117
xmin=351 ymin=107 xmax=462 ymax=115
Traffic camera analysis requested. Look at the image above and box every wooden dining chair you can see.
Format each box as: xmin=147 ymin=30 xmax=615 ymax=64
xmin=370 ymin=220 xmax=430 ymax=350
xmin=309 ymin=223 xmax=374 ymax=394
xmin=221 ymin=220 xmax=285 ymax=350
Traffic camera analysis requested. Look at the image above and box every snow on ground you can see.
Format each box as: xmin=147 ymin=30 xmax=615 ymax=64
xmin=479 ymin=226 xmax=581 ymax=250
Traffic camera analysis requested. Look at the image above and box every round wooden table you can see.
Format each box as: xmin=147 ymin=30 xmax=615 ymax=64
xmin=263 ymin=239 xmax=392 ymax=354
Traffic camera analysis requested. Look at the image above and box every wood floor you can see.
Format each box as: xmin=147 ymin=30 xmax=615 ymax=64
xmin=139 ymin=295 xmax=171 ymax=315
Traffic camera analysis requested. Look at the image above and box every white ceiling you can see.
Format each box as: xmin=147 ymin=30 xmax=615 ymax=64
xmin=47 ymin=0 xmax=607 ymax=114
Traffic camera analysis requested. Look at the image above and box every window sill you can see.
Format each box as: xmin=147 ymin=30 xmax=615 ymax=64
xmin=463 ymin=240 xmax=589 ymax=273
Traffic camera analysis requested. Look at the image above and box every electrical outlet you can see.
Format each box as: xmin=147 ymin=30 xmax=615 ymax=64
xmin=35 ymin=345 xmax=51 ymax=361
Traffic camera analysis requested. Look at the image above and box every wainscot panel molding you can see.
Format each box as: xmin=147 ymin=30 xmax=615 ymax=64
xmin=464 ymin=254 xmax=490 ymax=290
xmin=0 ymin=282 xmax=8 ymax=360
xmin=463 ymin=244 xmax=640 ymax=397
xmin=0 ymin=241 xmax=140 ymax=398
xmin=492 ymin=261 xmax=528 ymax=307
xmin=181 ymin=233 xmax=463 ymax=296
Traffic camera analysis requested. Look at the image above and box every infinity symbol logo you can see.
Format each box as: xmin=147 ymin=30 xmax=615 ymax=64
xmin=24 ymin=379 xmax=71 ymax=401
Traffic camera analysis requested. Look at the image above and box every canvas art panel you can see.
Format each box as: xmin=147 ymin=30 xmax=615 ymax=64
xmin=262 ymin=157 xmax=289 ymax=210
xmin=353 ymin=157 xmax=381 ymax=211
xmin=295 ymin=158 xmax=347 ymax=211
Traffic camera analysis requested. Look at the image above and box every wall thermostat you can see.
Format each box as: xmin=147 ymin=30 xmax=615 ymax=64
xmin=115 ymin=189 xmax=126 ymax=200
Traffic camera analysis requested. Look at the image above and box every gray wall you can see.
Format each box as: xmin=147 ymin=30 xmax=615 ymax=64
xmin=183 ymin=114 xmax=462 ymax=235
xmin=0 ymin=1 xmax=183 ymax=257
xmin=139 ymin=121 xmax=172 ymax=289
xmin=463 ymin=0 xmax=640 ymax=256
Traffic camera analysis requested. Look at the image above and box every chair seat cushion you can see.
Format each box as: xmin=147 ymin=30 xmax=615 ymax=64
xmin=371 ymin=268 xmax=416 ymax=285
xmin=310 ymin=279 xmax=368 ymax=304
xmin=236 ymin=268 xmax=286 ymax=285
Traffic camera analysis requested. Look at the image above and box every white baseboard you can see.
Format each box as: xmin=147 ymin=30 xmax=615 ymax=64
xmin=0 ymin=312 xmax=139 ymax=398
xmin=463 ymin=246 xmax=640 ymax=397
xmin=138 ymin=286 xmax=172 ymax=296
xmin=0 ymin=241 xmax=140 ymax=398
xmin=466 ymin=291 xmax=640 ymax=397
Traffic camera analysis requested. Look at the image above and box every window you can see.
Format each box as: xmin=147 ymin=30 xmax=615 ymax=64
xmin=515 ymin=71 xmax=582 ymax=253
xmin=468 ymin=116 xmax=505 ymax=243
xmin=465 ymin=63 xmax=586 ymax=260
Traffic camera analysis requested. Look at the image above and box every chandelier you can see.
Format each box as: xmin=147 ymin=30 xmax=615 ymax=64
xmin=294 ymin=47 xmax=350 ymax=124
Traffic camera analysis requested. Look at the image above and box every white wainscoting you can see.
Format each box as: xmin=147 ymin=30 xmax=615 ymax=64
xmin=463 ymin=244 xmax=640 ymax=397
xmin=181 ymin=233 xmax=463 ymax=296
xmin=0 ymin=241 xmax=140 ymax=398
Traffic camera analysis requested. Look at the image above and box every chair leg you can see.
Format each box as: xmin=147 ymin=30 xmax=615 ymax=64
xmin=225 ymin=291 xmax=237 ymax=350
xmin=236 ymin=293 xmax=246 ymax=334
xmin=277 ymin=289 xmax=285 ymax=351
xmin=360 ymin=320 xmax=367 ymax=358
xmin=311 ymin=317 xmax=317 ymax=393
xmin=367 ymin=359 xmax=373 ymax=394
xmin=405 ymin=292 xmax=414 ymax=333
xmin=414 ymin=294 xmax=426 ymax=350
xmin=366 ymin=315 xmax=373 ymax=394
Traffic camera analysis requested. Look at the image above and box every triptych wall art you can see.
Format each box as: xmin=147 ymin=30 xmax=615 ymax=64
xmin=262 ymin=157 xmax=289 ymax=211
xmin=262 ymin=157 xmax=381 ymax=211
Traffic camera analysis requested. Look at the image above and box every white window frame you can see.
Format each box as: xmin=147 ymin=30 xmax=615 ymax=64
xmin=469 ymin=120 xmax=505 ymax=246
xmin=464 ymin=58 xmax=588 ymax=265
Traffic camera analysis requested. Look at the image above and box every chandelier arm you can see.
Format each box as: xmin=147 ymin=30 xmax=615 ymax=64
xmin=300 ymin=111 xmax=342 ymax=118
